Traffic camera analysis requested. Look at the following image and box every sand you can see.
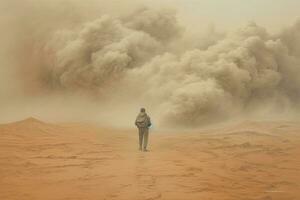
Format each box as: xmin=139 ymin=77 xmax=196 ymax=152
xmin=0 ymin=118 xmax=299 ymax=200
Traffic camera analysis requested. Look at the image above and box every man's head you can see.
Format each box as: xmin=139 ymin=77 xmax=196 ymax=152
xmin=140 ymin=108 xmax=146 ymax=113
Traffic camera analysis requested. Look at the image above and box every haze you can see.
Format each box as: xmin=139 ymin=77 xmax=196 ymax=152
xmin=0 ymin=0 xmax=299 ymax=127
xmin=150 ymin=0 xmax=300 ymax=32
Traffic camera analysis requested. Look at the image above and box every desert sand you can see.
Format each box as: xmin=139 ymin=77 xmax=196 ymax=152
xmin=0 ymin=118 xmax=299 ymax=200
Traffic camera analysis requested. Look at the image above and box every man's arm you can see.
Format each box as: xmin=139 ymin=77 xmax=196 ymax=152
xmin=147 ymin=116 xmax=152 ymax=127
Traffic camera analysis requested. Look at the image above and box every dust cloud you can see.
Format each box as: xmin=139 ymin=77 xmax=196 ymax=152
xmin=0 ymin=0 xmax=300 ymax=127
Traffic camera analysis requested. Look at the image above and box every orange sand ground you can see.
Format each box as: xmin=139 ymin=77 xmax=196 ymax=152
xmin=0 ymin=118 xmax=299 ymax=200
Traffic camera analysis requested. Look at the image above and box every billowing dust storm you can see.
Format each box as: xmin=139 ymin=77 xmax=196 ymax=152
xmin=1 ymin=0 xmax=300 ymax=127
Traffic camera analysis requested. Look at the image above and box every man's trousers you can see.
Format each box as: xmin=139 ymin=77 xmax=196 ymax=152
xmin=138 ymin=127 xmax=149 ymax=150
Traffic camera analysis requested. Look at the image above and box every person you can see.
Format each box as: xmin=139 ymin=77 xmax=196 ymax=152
xmin=135 ymin=108 xmax=152 ymax=151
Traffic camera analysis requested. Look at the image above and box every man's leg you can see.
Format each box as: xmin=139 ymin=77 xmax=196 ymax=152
xmin=138 ymin=128 xmax=143 ymax=151
xmin=143 ymin=128 xmax=149 ymax=151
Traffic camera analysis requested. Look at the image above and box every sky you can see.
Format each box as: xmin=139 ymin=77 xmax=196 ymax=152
xmin=143 ymin=0 xmax=300 ymax=33
xmin=0 ymin=0 xmax=299 ymax=126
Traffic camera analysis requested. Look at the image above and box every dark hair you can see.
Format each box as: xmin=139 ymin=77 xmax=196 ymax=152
xmin=140 ymin=108 xmax=146 ymax=112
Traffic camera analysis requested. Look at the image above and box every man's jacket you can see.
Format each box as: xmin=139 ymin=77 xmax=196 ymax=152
xmin=135 ymin=112 xmax=151 ymax=128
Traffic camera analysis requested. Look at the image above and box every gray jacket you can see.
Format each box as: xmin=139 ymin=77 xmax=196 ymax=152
xmin=135 ymin=112 xmax=151 ymax=128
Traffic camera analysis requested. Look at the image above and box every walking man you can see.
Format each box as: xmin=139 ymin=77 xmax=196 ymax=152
xmin=135 ymin=108 xmax=152 ymax=152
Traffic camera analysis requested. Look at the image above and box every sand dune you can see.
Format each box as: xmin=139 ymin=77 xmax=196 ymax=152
xmin=0 ymin=118 xmax=299 ymax=200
